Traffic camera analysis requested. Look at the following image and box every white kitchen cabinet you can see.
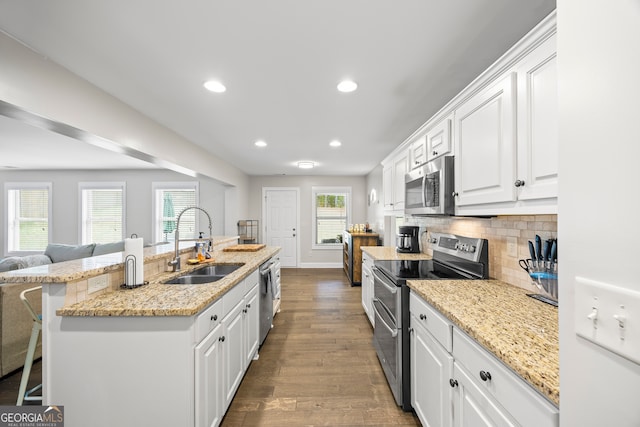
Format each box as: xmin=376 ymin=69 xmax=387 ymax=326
xmin=454 ymin=72 xmax=517 ymax=207
xmin=453 ymin=31 xmax=557 ymax=215
xmin=409 ymin=291 xmax=558 ymax=427
xmin=410 ymin=295 xmax=454 ymax=427
xmin=361 ymin=252 xmax=374 ymax=327
xmin=382 ymin=150 xmax=408 ymax=214
xmin=272 ymin=255 xmax=281 ymax=316
xmin=409 ymin=135 xmax=427 ymax=169
xmin=515 ymin=33 xmax=558 ymax=202
xmin=452 ymin=362 xmax=517 ymax=427
xmin=426 ymin=114 xmax=452 ymax=162
xmin=195 ymin=323 xmax=223 ymax=427
xmin=243 ymin=282 xmax=259 ymax=370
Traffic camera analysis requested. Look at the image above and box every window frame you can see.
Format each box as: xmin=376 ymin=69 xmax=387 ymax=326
xmin=4 ymin=182 xmax=53 ymax=256
xmin=78 ymin=182 xmax=126 ymax=245
xmin=151 ymin=182 xmax=199 ymax=244
xmin=311 ymin=186 xmax=351 ymax=250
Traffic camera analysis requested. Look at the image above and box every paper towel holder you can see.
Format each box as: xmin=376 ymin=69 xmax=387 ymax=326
xmin=122 ymin=254 xmax=147 ymax=289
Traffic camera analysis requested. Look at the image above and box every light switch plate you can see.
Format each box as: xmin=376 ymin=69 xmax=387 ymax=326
xmin=88 ymin=274 xmax=109 ymax=294
xmin=506 ymin=237 xmax=518 ymax=258
xmin=575 ymin=276 xmax=640 ymax=365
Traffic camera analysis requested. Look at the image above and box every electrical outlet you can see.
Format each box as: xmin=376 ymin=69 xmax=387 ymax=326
xmin=506 ymin=236 xmax=518 ymax=258
xmin=88 ymin=274 xmax=109 ymax=294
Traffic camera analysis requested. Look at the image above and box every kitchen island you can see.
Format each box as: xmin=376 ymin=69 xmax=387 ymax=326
xmin=0 ymin=238 xmax=280 ymax=427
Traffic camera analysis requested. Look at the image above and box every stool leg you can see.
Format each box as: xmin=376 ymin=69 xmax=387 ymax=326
xmin=17 ymin=323 xmax=41 ymax=405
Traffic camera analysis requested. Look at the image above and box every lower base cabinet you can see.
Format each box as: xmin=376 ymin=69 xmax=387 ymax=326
xmin=361 ymin=252 xmax=374 ymax=326
xmin=409 ymin=290 xmax=558 ymax=427
xmin=195 ymin=322 xmax=224 ymax=427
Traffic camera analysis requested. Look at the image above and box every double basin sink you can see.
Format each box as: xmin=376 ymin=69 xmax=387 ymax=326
xmin=164 ymin=263 xmax=243 ymax=285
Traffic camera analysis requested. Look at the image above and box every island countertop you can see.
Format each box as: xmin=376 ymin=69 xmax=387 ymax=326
xmin=55 ymin=245 xmax=280 ymax=317
xmin=408 ymin=279 xmax=559 ymax=406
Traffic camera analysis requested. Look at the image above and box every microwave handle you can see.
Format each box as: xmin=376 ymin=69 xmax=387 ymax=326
xmin=421 ymin=174 xmax=428 ymax=207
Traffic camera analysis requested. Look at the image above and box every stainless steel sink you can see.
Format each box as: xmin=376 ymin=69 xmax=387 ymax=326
xmin=164 ymin=275 xmax=225 ymax=285
xmin=190 ymin=264 xmax=243 ymax=276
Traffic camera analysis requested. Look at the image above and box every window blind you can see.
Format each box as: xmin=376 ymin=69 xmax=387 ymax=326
xmin=7 ymin=188 xmax=50 ymax=252
xmin=81 ymin=187 xmax=124 ymax=244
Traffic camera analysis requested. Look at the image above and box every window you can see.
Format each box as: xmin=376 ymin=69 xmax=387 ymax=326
xmin=5 ymin=182 xmax=52 ymax=254
xmin=312 ymin=186 xmax=351 ymax=249
xmin=152 ymin=182 xmax=199 ymax=243
xmin=80 ymin=182 xmax=125 ymax=244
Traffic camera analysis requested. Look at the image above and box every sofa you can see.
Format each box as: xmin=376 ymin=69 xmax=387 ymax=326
xmin=0 ymin=241 xmax=125 ymax=377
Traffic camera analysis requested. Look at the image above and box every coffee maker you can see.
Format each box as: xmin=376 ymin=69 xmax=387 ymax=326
xmin=396 ymin=225 xmax=420 ymax=253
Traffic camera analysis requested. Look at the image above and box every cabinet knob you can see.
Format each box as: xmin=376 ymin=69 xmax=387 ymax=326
xmin=419 ymin=313 xmax=426 ymax=321
xmin=514 ymin=179 xmax=525 ymax=188
xmin=243 ymin=308 xmax=248 ymax=313
xmin=452 ymin=192 xmax=459 ymax=197
xmin=449 ymin=378 xmax=458 ymax=388
xmin=479 ymin=370 xmax=492 ymax=381
xmin=246 ymin=303 xmax=251 ymax=309
xmin=211 ymin=314 xmax=218 ymax=321
xmin=219 ymin=336 xmax=225 ymax=342
xmin=433 ymin=151 xmax=438 ymax=156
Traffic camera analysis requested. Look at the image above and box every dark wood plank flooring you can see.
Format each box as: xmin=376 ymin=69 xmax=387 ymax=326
xmin=221 ymin=268 xmax=420 ymax=426
xmin=0 ymin=268 xmax=420 ymax=426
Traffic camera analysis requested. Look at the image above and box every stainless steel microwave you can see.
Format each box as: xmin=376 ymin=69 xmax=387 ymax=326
xmin=404 ymin=155 xmax=455 ymax=215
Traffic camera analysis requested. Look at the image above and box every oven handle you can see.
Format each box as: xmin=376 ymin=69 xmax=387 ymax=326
xmin=372 ymin=298 xmax=398 ymax=338
xmin=372 ymin=267 xmax=398 ymax=295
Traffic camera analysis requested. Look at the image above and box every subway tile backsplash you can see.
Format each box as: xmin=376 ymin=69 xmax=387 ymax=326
xmin=406 ymin=214 xmax=557 ymax=291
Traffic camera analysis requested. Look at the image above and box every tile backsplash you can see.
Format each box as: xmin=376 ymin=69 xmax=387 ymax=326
xmin=406 ymin=214 xmax=557 ymax=291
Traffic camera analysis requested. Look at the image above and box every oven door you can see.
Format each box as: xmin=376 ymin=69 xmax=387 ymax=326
xmin=372 ymin=267 xmax=402 ymax=406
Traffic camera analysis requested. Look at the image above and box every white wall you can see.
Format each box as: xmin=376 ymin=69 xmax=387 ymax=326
xmin=0 ymin=31 xmax=250 ymax=226
xmin=0 ymin=169 xmax=226 ymax=254
xmin=248 ymin=175 xmax=367 ymax=266
xmin=365 ymin=164 xmax=387 ymax=243
xmin=558 ymin=1 xmax=640 ymax=425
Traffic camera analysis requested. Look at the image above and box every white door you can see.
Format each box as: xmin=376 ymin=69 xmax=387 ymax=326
xmin=263 ymin=188 xmax=298 ymax=267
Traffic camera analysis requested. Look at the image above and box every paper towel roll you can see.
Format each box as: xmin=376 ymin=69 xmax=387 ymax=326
xmin=124 ymin=237 xmax=144 ymax=286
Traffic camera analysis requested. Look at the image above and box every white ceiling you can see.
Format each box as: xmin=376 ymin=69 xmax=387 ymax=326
xmin=0 ymin=0 xmax=555 ymax=176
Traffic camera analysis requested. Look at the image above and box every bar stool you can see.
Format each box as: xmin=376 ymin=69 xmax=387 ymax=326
xmin=17 ymin=286 xmax=43 ymax=405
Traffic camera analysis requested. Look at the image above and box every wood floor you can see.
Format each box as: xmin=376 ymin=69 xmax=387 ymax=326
xmin=221 ymin=268 xmax=420 ymax=426
xmin=0 ymin=268 xmax=420 ymax=426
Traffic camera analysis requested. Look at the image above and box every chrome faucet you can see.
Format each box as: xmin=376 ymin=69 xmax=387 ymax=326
xmin=168 ymin=206 xmax=213 ymax=272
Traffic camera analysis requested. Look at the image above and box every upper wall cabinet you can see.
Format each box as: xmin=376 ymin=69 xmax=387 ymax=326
xmin=409 ymin=135 xmax=427 ymax=169
xmin=382 ymin=150 xmax=408 ymax=214
xmin=454 ymin=73 xmax=517 ymax=207
xmin=426 ymin=114 xmax=452 ymax=162
xmin=454 ymin=31 xmax=557 ymax=215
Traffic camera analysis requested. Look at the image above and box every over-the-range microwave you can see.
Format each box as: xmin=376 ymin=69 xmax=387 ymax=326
xmin=404 ymin=155 xmax=455 ymax=215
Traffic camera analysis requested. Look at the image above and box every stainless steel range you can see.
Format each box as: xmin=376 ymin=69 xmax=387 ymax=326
xmin=372 ymin=232 xmax=489 ymax=411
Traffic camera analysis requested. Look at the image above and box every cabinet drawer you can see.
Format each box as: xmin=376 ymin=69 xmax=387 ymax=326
xmin=410 ymin=291 xmax=452 ymax=353
xmin=222 ymin=280 xmax=246 ymax=318
xmin=453 ymin=328 xmax=558 ymax=427
xmin=195 ymin=299 xmax=223 ymax=343
xmin=244 ymin=269 xmax=259 ymax=288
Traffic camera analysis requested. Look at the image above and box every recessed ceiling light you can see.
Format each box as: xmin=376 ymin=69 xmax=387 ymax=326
xmin=254 ymin=140 xmax=267 ymax=147
xmin=297 ymin=161 xmax=315 ymax=169
xmin=329 ymin=140 xmax=342 ymax=147
xmin=337 ymin=80 xmax=358 ymax=93
xmin=203 ymin=80 xmax=226 ymax=93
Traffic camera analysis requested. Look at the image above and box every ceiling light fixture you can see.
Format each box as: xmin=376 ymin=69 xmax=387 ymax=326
xmin=329 ymin=140 xmax=342 ymax=147
xmin=297 ymin=161 xmax=315 ymax=169
xmin=337 ymin=80 xmax=358 ymax=93
xmin=254 ymin=140 xmax=267 ymax=147
xmin=203 ymin=80 xmax=226 ymax=93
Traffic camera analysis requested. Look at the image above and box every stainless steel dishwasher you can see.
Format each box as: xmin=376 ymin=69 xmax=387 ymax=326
xmin=259 ymin=259 xmax=275 ymax=346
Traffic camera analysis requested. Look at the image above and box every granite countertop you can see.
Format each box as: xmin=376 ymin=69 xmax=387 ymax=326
xmin=0 ymin=236 xmax=239 ymax=284
xmin=408 ymin=279 xmax=559 ymax=406
xmin=361 ymin=246 xmax=432 ymax=261
xmin=56 ymin=245 xmax=280 ymax=317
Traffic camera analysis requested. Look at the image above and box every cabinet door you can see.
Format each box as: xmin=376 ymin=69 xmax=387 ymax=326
xmin=454 ymin=73 xmax=517 ymax=206
xmin=243 ymin=284 xmax=259 ymax=369
xmin=516 ymin=34 xmax=558 ymax=201
xmin=411 ymin=318 xmax=454 ymax=427
xmin=410 ymin=135 xmax=427 ymax=169
xmin=426 ymin=116 xmax=452 ymax=162
xmin=361 ymin=253 xmax=374 ymax=327
xmin=452 ymin=362 xmax=517 ymax=427
xmin=195 ymin=325 xmax=223 ymax=427
xmin=222 ymin=300 xmax=245 ymax=410
xmin=393 ymin=152 xmax=408 ymax=209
